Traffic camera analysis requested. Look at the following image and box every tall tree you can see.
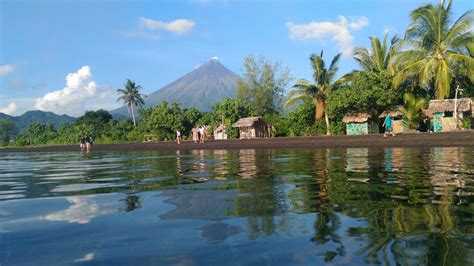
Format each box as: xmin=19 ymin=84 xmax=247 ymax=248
xmin=117 ymin=79 xmax=146 ymax=126
xmin=393 ymin=0 xmax=473 ymax=99
xmin=0 ymin=119 xmax=17 ymax=146
xmin=285 ymin=51 xmax=341 ymax=135
xmin=237 ymin=55 xmax=292 ymax=116
xmin=353 ymin=33 xmax=400 ymax=74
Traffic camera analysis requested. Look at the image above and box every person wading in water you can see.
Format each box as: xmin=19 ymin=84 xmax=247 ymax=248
xmin=79 ymin=136 xmax=86 ymax=152
xmin=86 ymin=135 xmax=94 ymax=152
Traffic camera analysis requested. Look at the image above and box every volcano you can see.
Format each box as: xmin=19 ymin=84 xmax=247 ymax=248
xmin=111 ymin=57 xmax=240 ymax=117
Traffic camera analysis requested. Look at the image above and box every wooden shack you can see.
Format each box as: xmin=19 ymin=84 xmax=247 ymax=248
xmin=342 ymin=113 xmax=378 ymax=135
xmin=233 ymin=117 xmax=272 ymax=139
xmin=213 ymin=124 xmax=228 ymax=140
xmin=426 ymin=98 xmax=472 ymax=132
xmin=379 ymin=107 xmax=408 ymax=134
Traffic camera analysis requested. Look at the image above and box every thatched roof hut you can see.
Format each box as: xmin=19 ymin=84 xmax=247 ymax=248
xmin=379 ymin=106 xmax=404 ymax=118
xmin=426 ymin=98 xmax=472 ymax=118
xmin=425 ymin=98 xmax=473 ymax=132
xmin=342 ymin=113 xmax=378 ymax=135
xmin=342 ymin=113 xmax=372 ymax=123
xmin=233 ymin=117 xmax=262 ymax=127
xmin=213 ymin=124 xmax=227 ymax=140
xmin=233 ymin=117 xmax=272 ymax=139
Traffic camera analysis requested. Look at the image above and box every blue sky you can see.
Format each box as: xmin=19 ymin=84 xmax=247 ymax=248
xmin=0 ymin=0 xmax=471 ymax=116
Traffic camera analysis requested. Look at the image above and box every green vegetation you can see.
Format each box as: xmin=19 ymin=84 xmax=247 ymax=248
xmin=237 ymin=55 xmax=292 ymax=116
xmin=0 ymin=119 xmax=17 ymax=146
xmin=4 ymin=0 xmax=472 ymax=147
xmin=353 ymin=33 xmax=400 ymax=75
xmin=117 ymin=79 xmax=146 ymax=126
xmin=285 ymin=51 xmax=341 ymax=135
xmin=401 ymin=93 xmax=426 ymax=130
xmin=393 ymin=0 xmax=473 ymax=98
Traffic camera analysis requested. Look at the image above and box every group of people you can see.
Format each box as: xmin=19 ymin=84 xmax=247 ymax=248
xmin=79 ymin=136 xmax=93 ymax=152
xmin=176 ymin=126 xmax=206 ymax=144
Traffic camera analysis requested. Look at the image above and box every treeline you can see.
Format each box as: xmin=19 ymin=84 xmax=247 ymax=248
xmin=1 ymin=96 xmax=327 ymax=147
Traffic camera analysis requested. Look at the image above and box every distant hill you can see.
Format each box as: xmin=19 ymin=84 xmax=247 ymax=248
xmin=0 ymin=110 xmax=76 ymax=134
xmin=111 ymin=58 xmax=240 ymax=118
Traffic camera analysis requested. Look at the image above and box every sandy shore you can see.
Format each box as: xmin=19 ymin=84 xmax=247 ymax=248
xmin=1 ymin=131 xmax=473 ymax=153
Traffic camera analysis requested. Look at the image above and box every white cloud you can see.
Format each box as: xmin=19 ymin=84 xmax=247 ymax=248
xmin=0 ymin=102 xmax=17 ymax=115
xmin=45 ymin=196 xmax=114 ymax=224
xmin=286 ymin=16 xmax=369 ymax=57
xmin=139 ymin=17 xmax=196 ymax=34
xmin=74 ymin=253 xmax=95 ymax=262
xmin=0 ymin=64 xmax=14 ymax=76
xmin=35 ymin=66 xmax=118 ymax=117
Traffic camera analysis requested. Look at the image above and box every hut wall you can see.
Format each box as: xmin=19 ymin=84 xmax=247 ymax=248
xmin=214 ymin=132 xmax=228 ymax=140
xmin=368 ymin=121 xmax=379 ymax=134
xmin=433 ymin=112 xmax=443 ymax=132
xmin=239 ymin=127 xmax=255 ymax=139
xmin=238 ymin=121 xmax=271 ymax=139
xmin=433 ymin=112 xmax=470 ymax=132
xmin=392 ymin=120 xmax=408 ymax=134
xmin=442 ymin=117 xmax=457 ymax=132
xmin=346 ymin=122 xmax=368 ymax=135
xmin=255 ymin=121 xmax=271 ymax=138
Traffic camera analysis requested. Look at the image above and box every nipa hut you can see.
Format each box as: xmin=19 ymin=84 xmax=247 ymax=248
xmin=379 ymin=106 xmax=408 ymax=134
xmin=233 ymin=117 xmax=272 ymax=139
xmin=342 ymin=113 xmax=378 ymax=135
xmin=213 ymin=124 xmax=228 ymax=140
xmin=426 ymin=98 xmax=472 ymax=132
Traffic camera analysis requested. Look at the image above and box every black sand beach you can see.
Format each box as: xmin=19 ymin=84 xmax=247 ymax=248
xmin=1 ymin=131 xmax=473 ymax=153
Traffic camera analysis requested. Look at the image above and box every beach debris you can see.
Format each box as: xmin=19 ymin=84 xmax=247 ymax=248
xmin=390 ymin=195 xmax=408 ymax=200
xmin=347 ymin=178 xmax=370 ymax=183
xmin=190 ymin=177 xmax=209 ymax=183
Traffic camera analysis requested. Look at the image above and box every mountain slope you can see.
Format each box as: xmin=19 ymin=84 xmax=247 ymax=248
xmin=0 ymin=110 xmax=76 ymax=134
xmin=111 ymin=58 xmax=240 ymax=117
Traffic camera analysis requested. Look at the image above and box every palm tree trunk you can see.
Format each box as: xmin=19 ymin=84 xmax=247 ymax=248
xmin=325 ymin=111 xmax=331 ymax=135
xmin=131 ymin=104 xmax=136 ymax=126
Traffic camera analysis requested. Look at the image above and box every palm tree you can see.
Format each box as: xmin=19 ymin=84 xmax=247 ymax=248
xmin=353 ymin=33 xmax=400 ymax=74
xmin=401 ymin=92 xmax=426 ymax=130
xmin=117 ymin=79 xmax=146 ymax=126
xmin=285 ymin=51 xmax=341 ymax=135
xmin=393 ymin=0 xmax=473 ymax=99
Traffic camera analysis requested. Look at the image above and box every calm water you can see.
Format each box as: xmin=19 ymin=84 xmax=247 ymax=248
xmin=1 ymin=147 xmax=473 ymax=265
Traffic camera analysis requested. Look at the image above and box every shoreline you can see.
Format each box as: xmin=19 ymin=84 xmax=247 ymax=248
xmin=1 ymin=131 xmax=473 ymax=153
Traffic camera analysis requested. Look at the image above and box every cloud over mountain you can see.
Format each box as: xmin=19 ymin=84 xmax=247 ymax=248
xmin=0 ymin=102 xmax=17 ymax=115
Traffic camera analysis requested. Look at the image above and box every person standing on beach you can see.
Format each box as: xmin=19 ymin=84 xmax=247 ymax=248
xmin=192 ymin=127 xmax=199 ymax=143
xmin=199 ymin=126 xmax=205 ymax=143
xmin=382 ymin=116 xmax=395 ymax=137
xmin=176 ymin=129 xmax=181 ymax=144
